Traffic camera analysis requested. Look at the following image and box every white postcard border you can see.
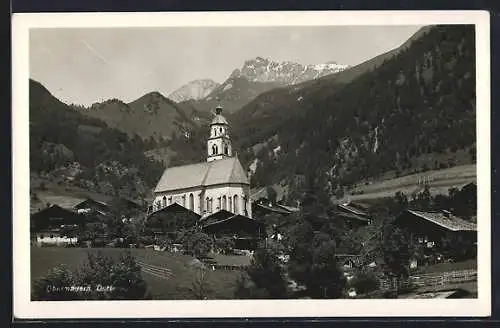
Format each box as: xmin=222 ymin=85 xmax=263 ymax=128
xmin=12 ymin=10 xmax=491 ymax=319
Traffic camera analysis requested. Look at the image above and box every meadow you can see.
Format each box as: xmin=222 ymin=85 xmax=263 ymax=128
xmin=31 ymin=247 xmax=241 ymax=300
xmin=347 ymin=164 xmax=476 ymax=202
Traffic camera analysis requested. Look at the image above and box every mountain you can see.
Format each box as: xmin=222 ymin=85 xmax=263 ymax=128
xmin=228 ymin=25 xmax=476 ymax=204
xmin=230 ymin=27 xmax=435 ymax=146
xmin=168 ymin=79 xmax=219 ymax=102
xmin=179 ymin=58 xmax=349 ymax=114
xmin=29 ymin=79 xmax=165 ymax=200
xmin=181 ymin=76 xmax=281 ymax=114
xmin=76 ymin=91 xmax=211 ymax=140
xmin=232 ymin=56 xmax=349 ymax=85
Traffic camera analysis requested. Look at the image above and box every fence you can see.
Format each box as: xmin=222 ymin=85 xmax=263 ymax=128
xmin=137 ymin=261 xmax=173 ymax=279
xmin=409 ymin=269 xmax=477 ymax=288
xmin=380 ymin=269 xmax=477 ymax=290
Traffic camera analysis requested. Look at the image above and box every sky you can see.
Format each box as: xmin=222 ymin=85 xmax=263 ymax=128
xmin=30 ymin=25 xmax=423 ymax=106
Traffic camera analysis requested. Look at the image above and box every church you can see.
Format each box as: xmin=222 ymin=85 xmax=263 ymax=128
xmin=152 ymin=106 xmax=253 ymax=219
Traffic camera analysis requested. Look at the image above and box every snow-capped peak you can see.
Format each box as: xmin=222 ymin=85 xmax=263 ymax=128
xmin=232 ymin=57 xmax=349 ymax=85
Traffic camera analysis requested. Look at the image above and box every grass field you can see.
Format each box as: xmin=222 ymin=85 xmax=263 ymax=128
xmin=416 ymin=259 xmax=477 ymax=275
xmin=345 ymin=164 xmax=476 ymax=202
xmin=31 ymin=247 xmax=241 ymax=300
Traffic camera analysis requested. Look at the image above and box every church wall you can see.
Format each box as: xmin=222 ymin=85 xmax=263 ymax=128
xmin=153 ymin=183 xmax=252 ymax=218
xmin=202 ymin=184 xmax=252 ymax=218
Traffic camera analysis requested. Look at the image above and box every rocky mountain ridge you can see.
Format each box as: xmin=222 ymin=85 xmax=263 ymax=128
xmin=168 ymin=79 xmax=219 ymax=102
xmin=231 ymin=57 xmax=349 ymax=85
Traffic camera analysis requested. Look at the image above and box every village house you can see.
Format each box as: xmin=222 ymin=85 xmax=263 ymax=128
xmin=393 ymin=209 xmax=477 ymax=262
xmin=335 ymin=201 xmax=372 ymax=228
xmin=30 ymin=204 xmax=83 ymax=246
xmin=199 ymin=209 xmax=266 ymax=250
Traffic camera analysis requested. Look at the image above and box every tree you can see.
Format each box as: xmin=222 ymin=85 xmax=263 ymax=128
xmin=183 ymin=231 xmax=212 ymax=258
xmin=287 ymin=220 xmax=346 ymax=299
xmin=189 ymin=266 xmax=213 ymax=300
xmin=307 ymin=240 xmax=346 ymax=298
xmin=237 ymin=245 xmax=289 ymax=299
xmin=381 ymin=225 xmax=411 ymax=295
xmin=108 ymin=251 xmax=150 ymax=300
xmin=266 ymin=186 xmax=278 ymax=204
xmin=32 ymin=251 xmax=151 ymax=300
xmin=215 ymin=236 xmax=235 ymax=255
xmin=32 ymin=265 xmax=78 ymax=301
xmin=350 ymin=271 xmax=380 ymax=295
xmin=233 ymin=272 xmax=270 ymax=299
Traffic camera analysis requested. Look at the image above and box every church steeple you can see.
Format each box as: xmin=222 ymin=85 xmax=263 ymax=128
xmin=207 ymin=105 xmax=232 ymax=162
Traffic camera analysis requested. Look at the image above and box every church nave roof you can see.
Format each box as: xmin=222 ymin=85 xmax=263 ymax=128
xmin=154 ymin=157 xmax=249 ymax=193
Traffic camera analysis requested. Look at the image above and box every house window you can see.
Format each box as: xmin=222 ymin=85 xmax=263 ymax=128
xmin=40 ymin=234 xmax=44 ymax=239
xmin=234 ymin=195 xmax=239 ymax=213
xmin=50 ymin=234 xmax=54 ymax=238
xmin=189 ymin=193 xmax=194 ymax=210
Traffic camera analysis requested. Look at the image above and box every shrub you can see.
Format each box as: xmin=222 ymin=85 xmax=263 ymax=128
xmin=32 ymin=251 xmax=151 ymax=300
xmin=350 ymin=271 xmax=380 ymax=295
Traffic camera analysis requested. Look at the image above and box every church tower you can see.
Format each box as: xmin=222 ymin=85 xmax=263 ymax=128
xmin=207 ymin=105 xmax=232 ymax=162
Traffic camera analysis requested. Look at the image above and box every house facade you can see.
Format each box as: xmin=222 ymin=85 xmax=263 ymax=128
xmin=152 ymin=106 xmax=252 ymax=218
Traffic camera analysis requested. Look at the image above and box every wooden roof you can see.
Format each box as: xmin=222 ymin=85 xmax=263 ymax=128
xmin=396 ymin=209 xmax=477 ymax=232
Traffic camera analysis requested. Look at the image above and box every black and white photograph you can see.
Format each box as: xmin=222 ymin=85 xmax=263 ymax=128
xmin=12 ymin=11 xmax=491 ymax=318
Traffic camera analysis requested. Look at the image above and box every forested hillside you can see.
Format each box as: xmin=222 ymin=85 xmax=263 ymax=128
xmin=72 ymin=91 xmax=210 ymax=140
xmin=29 ymin=79 xmax=165 ymax=200
xmin=235 ymin=25 xmax=476 ymax=203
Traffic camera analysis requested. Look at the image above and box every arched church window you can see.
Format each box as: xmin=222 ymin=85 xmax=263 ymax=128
xmin=224 ymin=145 xmax=229 ymax=155
xmin=212 ymin=145 xmax=218 ymax=155
xmin=244 ymin=196 xmax=248 ymax=216
xmin=218 ymin=197 xmax=221 ymax=210
xmin=206 ymin=197 xmax=210 ymax=213
xmin=219 ymin=127 xmax=223 ymax=134
xmin=162 ymin=196 xmax=167 ymax=208
xmin=189 ymin=193 xmax=194 ymax=210
xmin=234 ymin=195 xmax=239 ymax=213
xmin=182 ymin=195 xmax=186 ymax=207
xmin=222 ymin=195 xmax=227 ymax=210
xmin=229 ymin=196 xmax=232 ymax=212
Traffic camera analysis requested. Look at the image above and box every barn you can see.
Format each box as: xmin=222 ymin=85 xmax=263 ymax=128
xmin=393 ymin=209 xmax=477 ymax=260
xmin=200 ymin=210 xmax=266 ymax=250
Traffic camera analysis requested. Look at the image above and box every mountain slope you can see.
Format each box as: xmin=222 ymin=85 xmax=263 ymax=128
xmin=76 ymin=92 xmax=210 ymax=140
xmin=230 ymin=27 xmax=435 ymax=148
xmin=233 ymin=25 xmax=476 ymax=203
xmin=168 ymin=79 xmax=219 ymax=102
xmin=29 ymin=79 xmax=165 ymax=200
xmin=180 ymin=76 xmax=281 ymax=114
